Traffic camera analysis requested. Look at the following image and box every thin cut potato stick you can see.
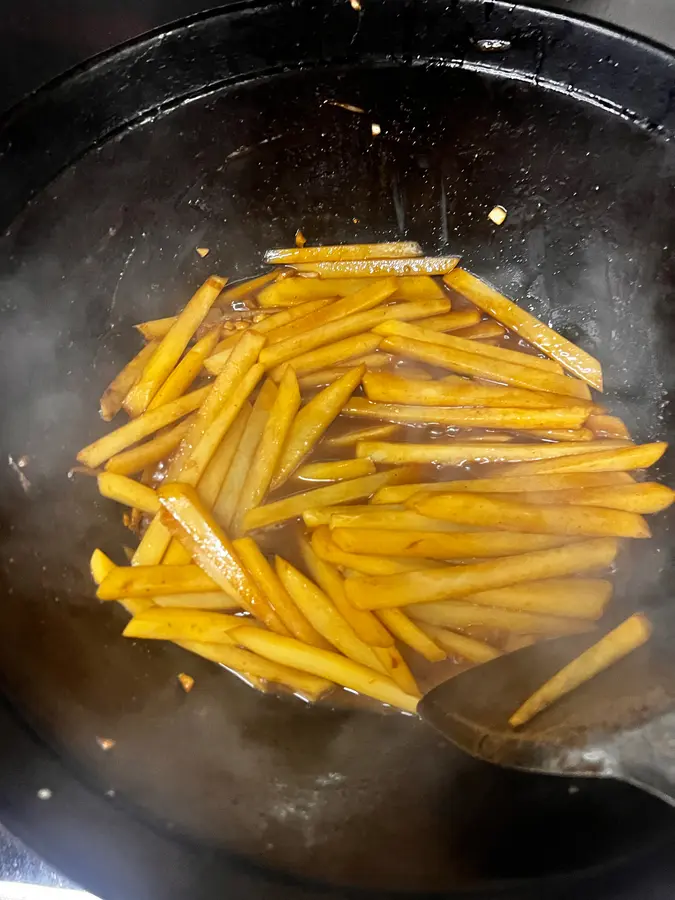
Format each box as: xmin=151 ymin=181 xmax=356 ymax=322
xmin=356 ymin=440 xmax=628 ymax=467
xmin=90 ymin=549 xmax=151 ymax=617
xmin=344 ymin=538 xmax=619 ymax=609
xmin=197 ymin=403 xmax=251 ymax=508
xmin=312 ymin=526 xmax=440 ymax=575
xmin=275 ymin=557 xmax=388 ymax=672
xmin=455 ymin=579 xmax=612 ymax=620
xmin=217 ymin=270 xmax=279 ymax=304
xmin=376 ymin=609 xmax=446 ymax=662
xmin=264 ymin=242 xmax=423 ymax=264
xmin=298 ymin=458 xmax=376 ymax=482
xmin=409 ymin=602 xmax=596 ymax=636
xmin=332 ymin=528 xmax=579 ymax=558
xmin=153 ymin=591 xmax=240 ymax=610
xmin=375 ymin=320 xmax=564 ymax=374
xmin=389 ymin=276 xmax=447 ymax=301
xmin=525 ymin=428 xmax=594 ymax=442
xmin=98 ymin=564 xmax=218 ymax=599
xmin=245 ymin=466 xmax=418 ymax=532
xmin=509 ymin=613 xmax=651 ymax=727
xmin=336 ymin=352 xmax=391 ymax=369
xmin=158 ymin=483 xmax=287 ymax=633
xmin=97 ymin=472 xmax=160 ymax=515
xmin=328 ymin=509 xmax=465 ymax=532
xmin=303 ymin=504 xmax=401 ymax=528
xmin=230 ymin=626 xmax=419 ymax=712
xmin=379 ymin=334 xmax=590 ymax=400
xmin=77 ymin=385 xmax=210 ymax=469
xmin=147 ymin=329 xmax=220 ymax=410
xmin=134 ymin=316 xmax=177 ymax=341
xmin=363 ymin=372 xmax=596 ymax=411
xmin=513 ymin=482 xmax=675 ymax=514
xmin=411 ymin=492 xmax=650 ymax=539
xmin=207 ymin=300 xmax=330 ymax=360
xmin=100 ymin=341 xmax=158 ymax=421
xmin=105 ymin=419 xmax=195 ymax=476
xmin=445 ymin=269 xmax=603 ymax=390
xmin=292 ymin=256 xmax=460 ymax=278
xmin=298 ymin=368 xmax=355 ymax=389
xmin=272 ymin=366 xmax=365 ymax=488
xmin=328 ymin=423 xmax=399 ymax=446
xmin=453 ymin=320 xmax=506 ymax=341
xmin=392 ymin=364 xmax=434 ymax=381
xmin=587 ymin=415 xmax=631 ymax=439
xmin=271 ymin=333 xmax=382 ymax=380
xmin=123 ymin=608 xmax=243 ymax=642
xmin=257 ymin=276 xmax=365 ymax=308
xmin=418 ymin=310 xmax=481 ymax=333
xmin=344 ymin=398 xmax=591 ymax=430
xmin=233 ymin=538 xmax=328 ymax=647
xmin=417 ymin=623 xmax=502 ymax=663
xmin=214 ymin=380 xmax=278 ymax=530
xmin=372 ymin=646 xmax=420 ymax=695
xmin=298 ymin=536 xmax=394 ymax=648
xmin=124 ymin=276 xmax=226 ymax=416
xmin=495 ymin=441 xmax=668 ymax=477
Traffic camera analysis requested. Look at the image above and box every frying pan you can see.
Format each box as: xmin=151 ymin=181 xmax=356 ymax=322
xmin=0 ymin=1 xmax=674 ymax=898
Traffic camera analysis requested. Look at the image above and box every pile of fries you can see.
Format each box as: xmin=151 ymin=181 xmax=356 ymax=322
xmin=79 ymin=241 xmax=673 ymax=725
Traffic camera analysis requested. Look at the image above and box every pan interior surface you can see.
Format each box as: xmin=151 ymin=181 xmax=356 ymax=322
xmin=0 ymin=2 xmax=674 ymax=897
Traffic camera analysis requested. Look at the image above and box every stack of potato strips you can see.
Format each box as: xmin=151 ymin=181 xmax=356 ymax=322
xmin=80 ymin=241 xmax=673 ymax=724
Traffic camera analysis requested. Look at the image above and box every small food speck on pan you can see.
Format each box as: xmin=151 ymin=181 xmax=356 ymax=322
xmin=295 ymin=229 xmax=307 ymax=247
xmin=326 ymin=101 xmax=365 ymax=114
xmin=96 ymin=736 xmax=116 ymax=751
xmin=349 ymin=0 xmax=361 ymax=9
xmin=178 ymin=673 xmax=195 ymax=693
xmin=196 ymin=247 xmax=210 ymax=258
xmin=37 ymin=788 xmax=52 ymax=800
xmin=371 ymin=123 xmax=381 ymax=136
xmin=488 ymin=205 xmax=507 ymax=225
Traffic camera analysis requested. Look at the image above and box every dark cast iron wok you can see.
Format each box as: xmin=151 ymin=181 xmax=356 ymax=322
xmin=0 ymin=1 xmax=674 ymax=898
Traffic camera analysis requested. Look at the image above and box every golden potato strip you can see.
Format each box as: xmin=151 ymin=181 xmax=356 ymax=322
xmin=297 ymin=368 xmax=352 ymax=389
xmin=157 ymin=483 xmax=286 ymax=633
xmin=303 ymin=505 xmax=399 ymax=528
xmin=337 ymin=352 xmax=391 ymax=369
xmin=392 ymin=364 xmax=434 ymax=381
xmin=271 ymin=333 xmax=382 ymax=380
xmin=230 ymin=626 xmax=419 ymax=712
xmin=332 ymin=528 xmax=578 ymax=558
xmin=153 ymin=591 xmax=240 ymax=610
xmin=525 ymin=428 xmax=594 ymax=442
xmin=197 ymin=403 xmax=251 ymax=508
xmin=454 ymin=321 xmax=506 ymax=341
xmin=509 ymin=613 xmax=651 ymax=727
xmin=344 ymin=538 xmax=619 ymax=609
xmin=233 ymin=538 xmax=327 ymax=647
xmin=298 ymin=458 xmax=376 ymax=482
xmin=217 ymin=270 xmax=279 ymax=304
xmin=375 ymin=320 xmax=563 ymax=374
xmin=272 ymin=366 xmax=365 ymax=488
xmin=372 ymin=646 xmax=421 ymax=695
xmin=178 ymin=639 xmax=331 ymax=700
xmin=100 ymin=340 xmax=159 ymax=421
xmin=257 ymin=276 xmax=364 ymax=308
xmin=418 ymin=623 xmax=502 ymax=663
xmin=97 ymin=473 xmax=160 ymax=515
xmin=245 ymin=466 xmax=417 ymax=532
xmin=134 ymin=316 xmax=177 ymax=341
xmin=517 ymin=482 xmax=675 ymax=514
xmin=147 ymin=329 xmax=220 ymax=410
xmin=275 ymin=557 xmax=387 ymax=671
xmin=328 ymin=423 xmax=398 ymax=447
xmin=77 ymin=385 xmax=210 ymax=469
xmin=233 ymin=370 xmax=301 ymax=534
xmin=411 ymin=492 xmax=650 ymax=539
xmin=376 ymin=609 xmax=446 ymax=662
xmin=124 ymin=276 xmax=225 ymax=416
xmin=104 ymin=418 xmax=193 ymax=476
xmin=90 ymin=549 xmax=150 ymax=617
xmin=249 ymin=298 xmax=333 ymax=336
xmin=409 ymin=602 xmax=595 ymax=636
xmin=356 ymin=440 xmax=627 ymax=468
xmin=445 ymin=269 xmax=603 ymax=390
xmin=390 ymin=276 xmax=447 ymax=301
xmin=494 ymin=441 xmax=667 ymax=477
xmin=457 ymin=579 xmax=612 ymax=620
xmin=292 ymin=256 xmax=460 ymax=278
xmin=379 ymin=335 xmax=590 ymax=400
xmin=298 ymin=536 xmax=394 ymax=648
xmin=123 ymin=608 xmax=243 ymax=642
xmin=344 ymin=398 xmax=591 ymax=430
xmin=419 ymin=310 xmax=481 ymax=333
xmin=98 ymin=564 xmax=217 ymax=599
xmin=312 ymin=526 xmax=439 ymax=575
xmin=587 ymin=415 xmax=631 ymax=440
xmin=264 ymin=242 xmax=423 ymax=263
xmin=328 ymin=509 xmax=464 ymax=532
xmin=214 ymin=380 xmax=278 ymax=530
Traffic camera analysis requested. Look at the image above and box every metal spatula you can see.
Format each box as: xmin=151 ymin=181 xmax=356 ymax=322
xmin=418 ymin=631 xmax=675 ymax=805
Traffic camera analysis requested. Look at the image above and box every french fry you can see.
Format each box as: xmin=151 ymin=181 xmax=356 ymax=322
xmin=275 ymin=557 xmax=388 ymax=672
xmin=411 ymin=492 xmax=650 ymax=539
xmin=336 ymin=352 xmax=391 ymax=369
xmin=232 ymin=538 xmax=328 ymax=647
xmin=153 ymin=591 xmax=240 ymax=610
xmin=157 ymin=483 xmax=287 ymax=633
xmin=134 ymin=316 xmax=177 ymax=341
xmin=259 ymin=297 xmax=450 ymax=371
xmin=233 ymin=370 xmax=301 ymax=534
xmin=328 ymin=508 xmax=464 ymax=532
xmin=371 ymin=472 xmax=634 ymax=505
xmin=197 ymin=403 xmax=251 ymax=508
xmin=332 ymin=528 xmax=579 ymax=557
xmin=298 ymin=368 xmax=354 ymax=389
xmin=344 ymin=538 xmax=619 ymax=609
xmin=515 ymin=482 xmax=675 ymax=514
xmin=455 ymin=579 xmax=612 ymax=620
xmin=379 ymin=334 xmax=591 ymax=400
xmin=230 ymin=626 xmax=419 ymax=712
xmin=214 ymin=380 xmax=278 ymax=529
xmin=123 ymin=608 xmax=243 ymax=642
xmin=217 ymin=271 xmax=278 ymax=305
xmin=77 ymin=385 xmax=210 ymax=469
xmin=418 ymin=310 xmax=481 ymax=333
xmin=245 ymin=467 xmax=418 ymax=532
xmin=90 ymin=549 xmax=151 ymax=617
xmin=312 ymin=526 xmax=440 ymax=575
xmin=97 ymin=564 xmax=218 ymax=599
xmin=328 ymin=423 xmax=398 ymax=447
xmin=363 ymin=371 xmax=595 ymax=411
xmin=391 ymin=364 xmax=434 ymax=381
xmin=257 ymin=276 xmax=365 ymax=308
xmin=99 ymin=340 xmax=159 ymax=420
xmin=509 ymin=613 xmax=651 ymax=727
xmin=416 ymin=623 xmax=502 ymax=663
xmin=445 ymin=269 xmax=603 ymax=390
xmin=494 ymin=442 xmax=667 ymax=477
xmin=303 ymin=504 xmax=399 ymax=528
xmin=271 ymin=333 xmax=382 ymax=380
xmin=525 ymin=428 xmax=594 ymax=442
xmin=376 ymin=609 xmax=446 ymax=662
xmin=264 ymin=242 xmax=423 ymax=264
xmin=587 ymin=415 xmax=631 ymax=440
xmin=298 ymin=536 xmax=394 ymax=648
xmin=292 ymin=256 xmax=460 ymax=278
xmin=356 ymin=440 xmax=628 ymax=468
xmin=124 ymin=276 xmax=226 ymax=416
xmin=147 ymin=329 xmax=220 ymax=410
xmin=271 ymin=366 xmax=365 ymax=488
xmin=454 ymin=321 xmax=506 ymax=341
xmin=344 ymin=398 xmax=591 ymax=430
xmin=375 ymin=320 xmax=564 ymax=374
xmin=298 ymin=458 xmax=376 ymax=482
xmin=97 ymin=472 xmax=160 ymax=515
xmin=409 ymin=602 xmax=595 ymax=636
xmin=104 ymin=418 xmax=194 ymax=475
